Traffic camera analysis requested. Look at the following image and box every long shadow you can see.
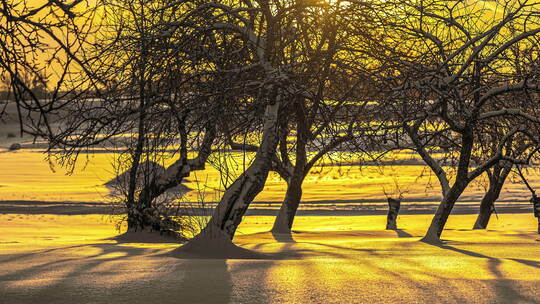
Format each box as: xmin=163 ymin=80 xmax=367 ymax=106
xmin=0 ymin=243 xmax=102 ymax=264
xmin=395 ymin=229 xmax=414 ymax=238
xmin=4 ymin=230 xmax=538 ymax=304
xmin=109 ymin=231 xmax=186 ymax=244
xmin=225 ymin=259 xmax=275 ymax=304
xmin=0 ymin=240 xmax=235 ymax=304
xmin=440 ymin=244 xmax=540 ymax=269
xmin=433 ymin=243 xmax=538 ymax=303
xmin=270 ymin=230 xmax=297 ymax=243
xmin=309 ymin=241 xmax=376 ymax=252
xmin=507 ymin=258 xmax=540 ymax=269
xmin=439 ymin=245 xmax=488 ymax=258
xmin=0 ymin=242 xmax=157 ymax=278
xmin=1 ymin=242 xmax=152 ymax=298
xmin=172 ymin=259 xmax=232 ymax=304
xmin=267 ymin=231 xmax=304 ymax=259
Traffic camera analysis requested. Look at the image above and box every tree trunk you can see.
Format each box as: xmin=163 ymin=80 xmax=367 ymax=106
xmin=473 ymin=189 xmax=497 ymax=230
xmin=473 ymin=166 xmax=510 ymax=229
xmin=198 ymin=101 xmax=281 ymax=240
xmin=271 ymin=175 xmax=304 ymax=233
xmin=421 ymin=181 xmax=468 ymax=243
xmin=532 ymin=197 xmax=540 ymax=234
xmin=386 ymin=197 xmax=401 ymax=230
xmin=126 ymin=24 xmax=148 ymax=232
xmin=271 ymin=99 xmax=308 ymax=234
xmin=421 ymin=128 xmax=475 ymax=243
xmin=138 ymin=125 xmax=215 ymax=209
xmin=126 ymin=98 xmax=146 ymax=232
xmin=126 ymin=123 xmax=215 ymax=234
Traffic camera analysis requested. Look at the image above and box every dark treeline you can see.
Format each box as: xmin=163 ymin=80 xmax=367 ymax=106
xmin=2 ymin=0 xmax=540 ymax=246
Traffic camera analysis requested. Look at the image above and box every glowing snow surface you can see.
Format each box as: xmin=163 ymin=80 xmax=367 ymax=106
xmin=0 ymin=214 xmax=539 ymax=304
xmin=1 ymin=150 xmax=539 ymax=205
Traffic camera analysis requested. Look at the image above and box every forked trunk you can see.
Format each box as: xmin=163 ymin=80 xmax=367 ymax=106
xmin=422 ymin=129 xmax=475 ymax=243
xmin=271 ymin=176 xmax=304 ymax=233
xmin=473 ymin=166 xmax=510 ymax=229
xmin=137 ymin=160 xmax=190 ymax=208
xmin=473 ymin=190 xmax=497 ymax=230
xmin=421 ymin=181 xmax=468 ymax=243
xmin=271 ymin=101 xmax=308 ymax=234
xmin=139 ymin=128 xmax=214 ymax=208
xmin=130 ymin=124 xmax=214 ymax=233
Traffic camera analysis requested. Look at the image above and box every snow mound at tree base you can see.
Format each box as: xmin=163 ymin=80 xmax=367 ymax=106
xmin=420 ymin=232 xmax=444 ymax=245
xmin=170 ymin=231 xmax=267 ymax=259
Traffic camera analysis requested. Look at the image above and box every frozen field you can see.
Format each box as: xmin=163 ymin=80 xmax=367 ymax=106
xmin=1 ymin=214 xmax=539 ymax=304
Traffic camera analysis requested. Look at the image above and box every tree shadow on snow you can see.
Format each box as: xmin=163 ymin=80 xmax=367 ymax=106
xmin=0 ymin=241 xmax=233 ymax=304
xmin=431 ymin=243 xmax=539 ymax=304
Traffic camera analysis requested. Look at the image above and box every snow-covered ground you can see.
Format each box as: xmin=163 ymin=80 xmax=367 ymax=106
xmin=2 ymin=149 xmax=540 ymax=206
xmin=1 ymin=214 xmax=539 ymax=303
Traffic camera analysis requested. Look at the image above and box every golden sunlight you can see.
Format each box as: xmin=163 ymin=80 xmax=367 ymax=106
xmin=1 ymin=0 xmax=539 ymax=303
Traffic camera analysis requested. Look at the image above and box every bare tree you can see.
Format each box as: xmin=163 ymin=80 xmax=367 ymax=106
xmin=40 ymin=0 xmax=282 ymax=236
xmin=0 ymin=0 xmax=99 ymax=134
xmin=366 ymin=0 xmax=540 ymax=243
xmin=176 ymin=0 xmax=366 ymax=248
xmin=31 ymin=0 xmax=221 ymax=234
xmin=230 ymin=2 xmax=375 ymax=234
